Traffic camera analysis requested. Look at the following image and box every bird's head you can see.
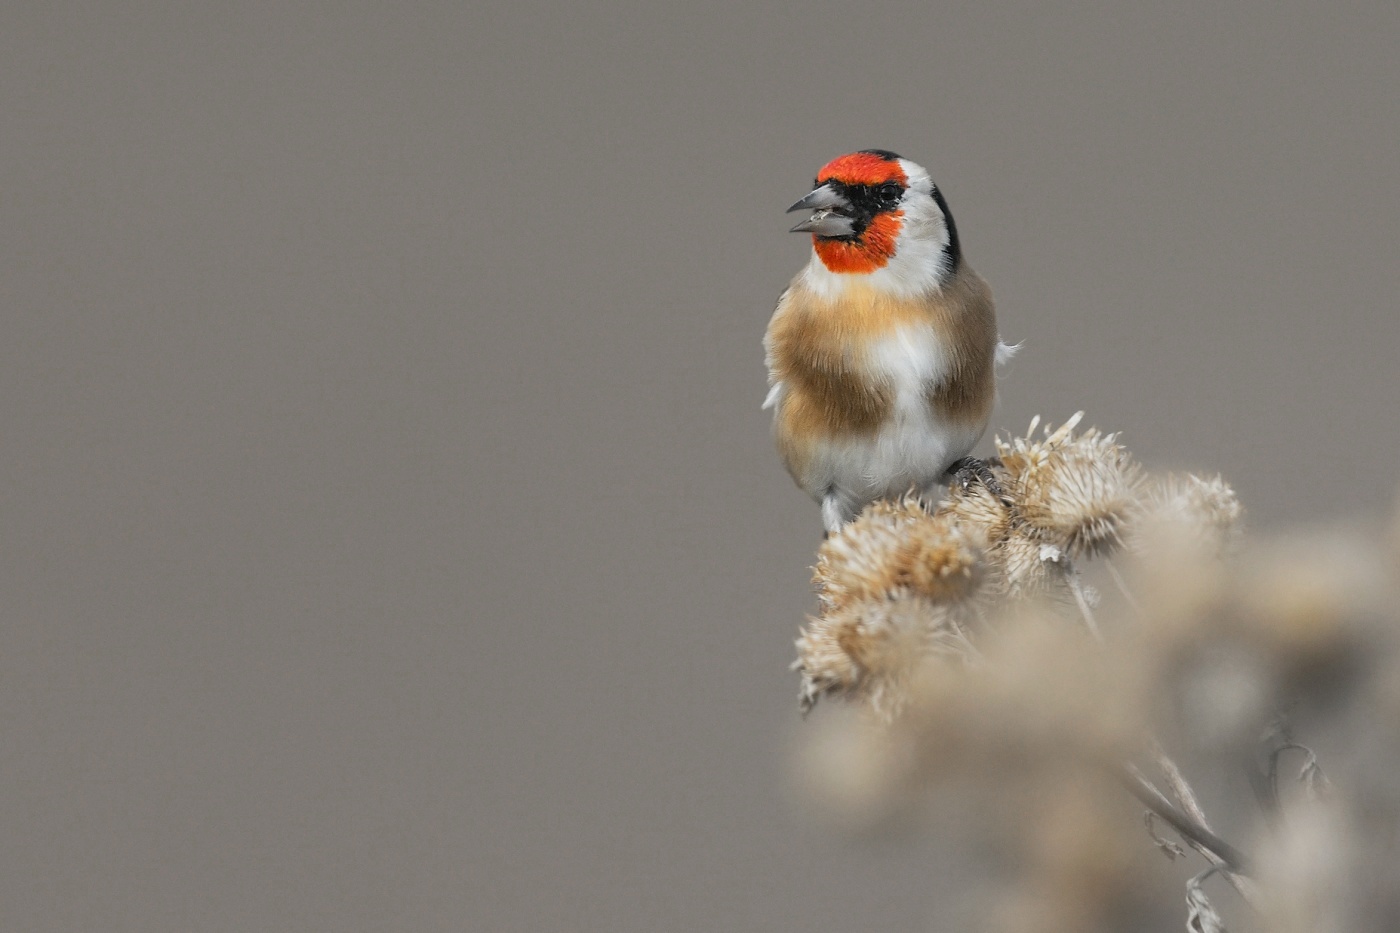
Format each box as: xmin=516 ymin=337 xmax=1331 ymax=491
xmin=788 ymin=149 xmax=960 ymax=283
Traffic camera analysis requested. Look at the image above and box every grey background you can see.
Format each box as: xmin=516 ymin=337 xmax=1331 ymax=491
xmin=3 ymin=2 xmax=1398 ymax=930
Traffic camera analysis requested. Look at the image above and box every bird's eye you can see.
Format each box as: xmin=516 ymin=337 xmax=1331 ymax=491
xmin=877 ymin=183 xmax=902 ymax=203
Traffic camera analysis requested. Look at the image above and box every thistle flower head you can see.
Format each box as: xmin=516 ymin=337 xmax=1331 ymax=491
xmin=793 ymin=610 xmax=863 ymax=714
xmin=994 ymin=531 xmax=1070 ymax=598
xmin=790 ymin=411 xmax=1400 ymax=932
xmin=938 ymin=473 xmax=1014 ymax=547
xmin=997 ymin=413 xmax=1143 ymax=559
xmin=1135 ymin=473 xmax=1243 ymax=556
xmin=814 ymin=495 xmax=983 ymax=611
xmin=799 ymin=496 xmax=986 ymax=716
xmin=795 ymin=598 xmax=966 ymax=718
xmin=797 ymin=414 xmax=1248 ymax=721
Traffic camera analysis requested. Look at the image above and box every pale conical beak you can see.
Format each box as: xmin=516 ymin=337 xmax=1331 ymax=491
xmin=786 ymin=183 xmax=856 ymax=237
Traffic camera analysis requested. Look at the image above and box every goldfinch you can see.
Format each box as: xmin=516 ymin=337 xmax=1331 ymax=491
xmin=764 ymin=149 xmax=1014 ymax=533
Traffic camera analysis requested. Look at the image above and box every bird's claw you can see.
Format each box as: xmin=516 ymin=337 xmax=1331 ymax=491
xmin=947 ymin=456 xmax=1011 ymax=506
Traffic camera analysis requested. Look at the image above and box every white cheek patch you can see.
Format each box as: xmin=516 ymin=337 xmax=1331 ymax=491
xmin=800 ymin=251 xmax=946 ymax=300
xmin=798 ymin=203 xmax=952 ymax=301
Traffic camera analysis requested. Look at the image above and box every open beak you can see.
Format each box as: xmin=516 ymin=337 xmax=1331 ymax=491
xmin=786 ymin=183 xmax=856 ymax=237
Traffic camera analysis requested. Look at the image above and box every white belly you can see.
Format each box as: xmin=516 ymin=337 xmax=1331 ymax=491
xmin=805 ymin=405 xmax=985 ymax=511
xmin=789 ymin=324 xmax=988 ymax=522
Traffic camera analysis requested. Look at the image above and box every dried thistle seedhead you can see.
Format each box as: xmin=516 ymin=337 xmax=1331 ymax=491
xmin=790 ymin=411 xmax=1400 ymax=933
xmin=814 ymin=495 xmax=983 ymax=610
xmin=1134 ymin=473 xmax=1243 ymax=557
xmin=997 ymin=413 xmax=1144 ymax=559
xmin=793 ymin=610 xmax=863 ymax=713
xmin=938 ymin=475 xmax=1065 ymax=598
xmin=940 ymin=469 xmax=1088 ymax=600
xmin=891 ymin=610 xmax=1151 ymax=781
xmin=798 ymin=497 xmax=988 ymax=717
xmin=794 ymin=597 xmax=963 ymax=719
xmin=1230 ymin=534 xmax=1378 ymax=675
xmin=938 ymin=471 xmax=1014 ymax=546
xmin=797 ymin=415 xmax=1252 ymax=723
xmin=1123 ymin=523 xmax=1233 ymax=649
xmin=991 ymin=531 xmax=1070 ymax=599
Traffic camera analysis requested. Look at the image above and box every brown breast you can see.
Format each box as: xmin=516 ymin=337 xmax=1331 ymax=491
xmin=766 ymin=268 xmax=997 ymax=440
xmin=921 ymin=268 xmax=998 ymax=427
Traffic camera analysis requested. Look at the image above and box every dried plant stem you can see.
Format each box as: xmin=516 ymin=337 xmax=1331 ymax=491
xmin=1065 ymin=563 xmax=1256 ymax=899
xmin=1057 ymin=558 xmax=1103 ymax=641
xmin=1104 ymin=559 xmax=1142 ymax=617
xmin=1089 ymin=555 xmax=1257 ymax=907
xmin=1185 ymin=867 xmax=1229 ymax=933
xmin=1117 ymin=765 xmax=1251 ymax=876
xmin=1149 ymin=744 xmax=1264 ymax=910
xmin=1151 ymin=747 xmax=1213 ymax=834
xmin=1144 ymin=811 xmax=1187 ymax=859
xmin=938 ymin=620 xmax=985 ymax=665
xmin=1065 ymin=558 xmax=1258 ymax=906
xmin=1248 ymin=720 xmax=1292 ymax=823
xmin=1067 ymin=575 xmax=1101 ymax=640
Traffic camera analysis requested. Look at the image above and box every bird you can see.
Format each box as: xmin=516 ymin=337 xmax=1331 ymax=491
xmin=763 ymin=149 xmax=1015 ymax=534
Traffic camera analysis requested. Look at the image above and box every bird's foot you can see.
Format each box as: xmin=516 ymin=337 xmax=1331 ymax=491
xmin=946 ymin=456 xmax=1011 ymax=506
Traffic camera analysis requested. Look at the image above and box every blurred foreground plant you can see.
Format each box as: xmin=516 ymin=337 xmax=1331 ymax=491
xmin=792 ymin=414 xmax=1400 ymax=932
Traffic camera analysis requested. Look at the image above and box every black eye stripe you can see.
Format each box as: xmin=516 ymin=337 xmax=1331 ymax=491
xmin=808 ymin=181 xmax=904 ymax=201
xmin=802 ymin=181 xmax=904 ymax=242
xmin=834 ymin=182 xmax=904 ymax=210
